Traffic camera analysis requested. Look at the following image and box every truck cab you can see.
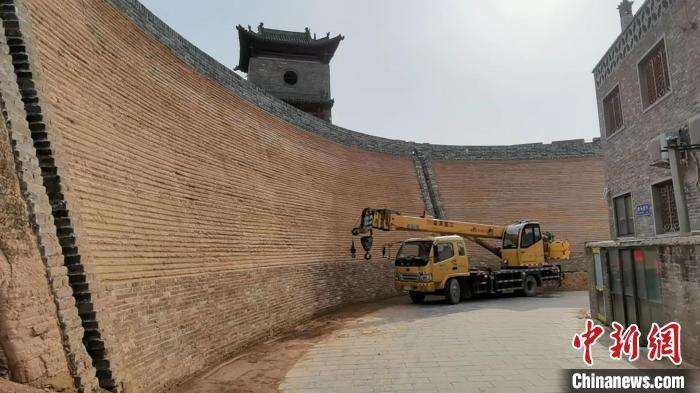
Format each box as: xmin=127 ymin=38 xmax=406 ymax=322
xmin=394 ymin=235 xmax=470 ymax=302
xmin=500 ymin=222 xmax=545 ymax=266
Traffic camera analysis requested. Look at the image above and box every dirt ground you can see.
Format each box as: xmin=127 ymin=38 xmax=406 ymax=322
xmin=171 ymin=298 xmax=401 ymax=393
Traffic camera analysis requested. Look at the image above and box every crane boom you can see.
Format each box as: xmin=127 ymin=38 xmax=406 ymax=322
xmin=352 ymin=208 xmax=505 ymax=239
xmin=351 ymin=208 xmax=571 ymax=264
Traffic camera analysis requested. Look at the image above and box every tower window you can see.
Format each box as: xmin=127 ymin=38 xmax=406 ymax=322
xmin=283 ymin=70 xmax=298 ymax=85
xmin=638 ymin=40 xmax=671 ymax=109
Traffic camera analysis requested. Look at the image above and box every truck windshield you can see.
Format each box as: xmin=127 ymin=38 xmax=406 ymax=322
xmin=502 ymin=225 xmax=520 ymax=249
xmin=395 ymin=241 xmax=432 ymax=267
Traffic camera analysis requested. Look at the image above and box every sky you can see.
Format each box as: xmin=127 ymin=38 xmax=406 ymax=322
xmin=139 ymin=0 xmax=638 ymax=146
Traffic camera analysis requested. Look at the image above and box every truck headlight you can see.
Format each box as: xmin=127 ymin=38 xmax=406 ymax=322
xmin=419 ymin=273 xmax=432 ymax=282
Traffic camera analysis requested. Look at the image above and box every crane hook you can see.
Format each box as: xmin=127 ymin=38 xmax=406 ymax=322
xmin=350 ymin=240 xmax=357 ymax=259
xmin=360 ymin=235 xmax=373 ymax=252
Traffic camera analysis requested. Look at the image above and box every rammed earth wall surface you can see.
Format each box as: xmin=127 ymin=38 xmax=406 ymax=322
xmin=0 ymin=7 xmax=98 ymax=390
xmin=0 ymin=0 xmax=608 ymax=391
xmin=0 ymin=88 xmax=74 ymax=393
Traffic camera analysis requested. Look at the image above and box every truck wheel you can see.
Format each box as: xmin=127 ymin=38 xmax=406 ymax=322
xmin=444 ymin=279 xmax=461 ymax=305
xmin=409 ymin=291 xmax=425 ymax=304
xmin=523 ymin=275 xmax=538 ymax=297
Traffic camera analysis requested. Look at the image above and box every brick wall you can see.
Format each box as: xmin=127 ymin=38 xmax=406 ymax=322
xmin=659 ymin=240 xmax=700 ymax=364
xmin=6 ymin=0 xmax=610 ymax=391
xmin=658 ymin=243 xmax=700 ymax=365
xmin=21 ymin=1 xmax=426 ymax=391
xmin=109 ymin=260 xmax=397 ymax=392
xmin=432 ymin=158 xmax=609 ymax=273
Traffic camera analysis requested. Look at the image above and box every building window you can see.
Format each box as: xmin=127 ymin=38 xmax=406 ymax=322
xmin=653 ymin=180 xmax=679 ymax=233
xmin=638 ymin=40 xmax=671 ymax=109
xmin=603 ymin=86 xmax=623 ymax=136
xmin=613 ymin=194 xmax=634 ymax=237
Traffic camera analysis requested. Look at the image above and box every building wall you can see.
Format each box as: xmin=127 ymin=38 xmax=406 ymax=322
xmin=432 ymin=158 xmax=609 ymax=273
xmin=248 ymin=57 xmax=331 ymax=102
xmin=594 ymin=0 xmax=700 ymax=238
xmin=0 ymin=0 xmax=610 ymax=392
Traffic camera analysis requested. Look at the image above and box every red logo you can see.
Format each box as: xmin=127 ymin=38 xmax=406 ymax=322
xmin=647 ymin=322 xmax=682 ymax=365
xmin=572 ymin=319 xmax=605 ymax=366
xmin=609 ymin=322 xmax=640 ymax=361
xmin=573 ymin=320 xmax=682 ymax=366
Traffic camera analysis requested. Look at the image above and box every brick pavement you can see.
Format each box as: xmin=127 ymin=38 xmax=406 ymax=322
xmin=279 ymin=291 xmax=634 ymax=393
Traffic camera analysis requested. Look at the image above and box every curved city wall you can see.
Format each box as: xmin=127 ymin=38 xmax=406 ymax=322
xmin=0 ymin=0 xmax=608 ymax=391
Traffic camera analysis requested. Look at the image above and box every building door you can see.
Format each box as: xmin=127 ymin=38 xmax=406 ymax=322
xmin=633 ymin=249 xmax=651 ymax=340
xmin=609 ymin=247 xmax=664 ymax=336
xmin=620 ymin=249 xmax=638 ymax=326
xmin=608 ymin=249 xmax=626 ymax=324
xmin=592 ymin=248 xmax=606 ymax=321
xmin=638 ymin=248 xmax=664 ymax=340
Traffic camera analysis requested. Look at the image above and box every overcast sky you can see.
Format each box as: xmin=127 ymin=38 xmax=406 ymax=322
xmin=140 ymin=0 xmax=637 ymax=146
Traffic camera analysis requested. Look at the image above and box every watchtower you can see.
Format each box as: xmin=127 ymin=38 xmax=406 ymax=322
xmin=235 ymin=23 xmax=343 ymax=122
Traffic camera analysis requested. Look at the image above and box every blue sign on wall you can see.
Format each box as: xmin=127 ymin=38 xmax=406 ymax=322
xmin=635 ymin=203 xmax=651 ymax=216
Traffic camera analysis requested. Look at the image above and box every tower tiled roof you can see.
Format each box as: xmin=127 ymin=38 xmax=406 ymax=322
xmin=256 ymin=27 xmax=312 ymax=43
xmin=235 ymin=23 xmax=343 ymax=72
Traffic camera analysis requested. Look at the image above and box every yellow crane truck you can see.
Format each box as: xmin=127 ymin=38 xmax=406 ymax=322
xmin=351 ymin=208 xmax=571 ymax=304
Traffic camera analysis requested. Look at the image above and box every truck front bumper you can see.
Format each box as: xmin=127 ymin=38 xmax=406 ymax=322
xmin=394 ymin=281 xmax=436 ymax=293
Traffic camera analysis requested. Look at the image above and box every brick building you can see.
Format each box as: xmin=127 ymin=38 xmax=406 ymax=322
xmin=587 ymin=0 xmax=700 ymax=365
